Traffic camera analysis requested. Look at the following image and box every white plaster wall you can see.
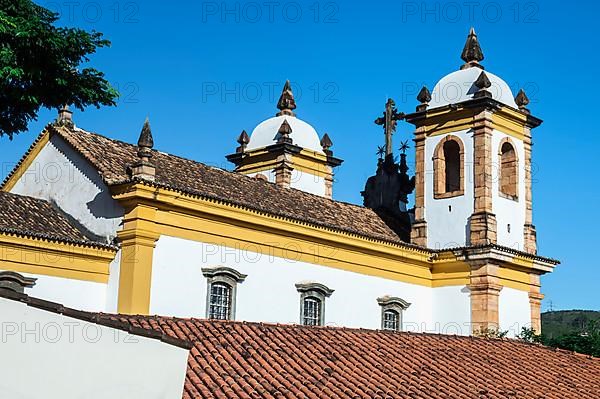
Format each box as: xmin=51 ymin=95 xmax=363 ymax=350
xmin=499 ymin=287 xmax=531 ymax=337
xmin=105 ymin=250 xmax=122 ymax=313
xmin=431 ymin=285 xmax=472 ymax=335
xmin=150 ymin=235 xmax=436 ymax=332
xmin=247 ymin=169 xmax=326 ymax=196
xmin=290 ymin=170 xmax=326 ymax=196
xmin=10 ymin=134 xmax=123 ymax=243
xmin=425 ymin=129 xmax=474 ymax=249
xmin=492 ymin=131 xmax=526 ymax=250
xmin=0 ymin=298 xmax=189 ymax=399
xmin=0 ymin=269 xmax=107 ymax=312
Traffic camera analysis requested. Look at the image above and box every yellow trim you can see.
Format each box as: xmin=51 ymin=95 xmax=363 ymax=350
xmin=416 ymin=106 xmax=527 ymax=141
xmin=235 ymin=147 xmax=333 ymax=178
xmin=2 ymin=130 xmax=50 ymax=191
xmin=116 ymin=202 xmax=160 ymax=315
xmin=0 ymin=233 xmax=116 ymax=283
xmin=498 ymin=267 xmax=535 ymax=291
xmin=113 ymin=184 xmax=546 ymax=288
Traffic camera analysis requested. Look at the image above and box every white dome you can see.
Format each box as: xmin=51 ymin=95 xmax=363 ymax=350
xmin=429 ymin=67 xmax=517 ymax=109
xmin=246 ymin=115 xmax=324 ymax=153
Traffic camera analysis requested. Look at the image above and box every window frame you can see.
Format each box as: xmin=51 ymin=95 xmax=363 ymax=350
xmin=377 ymin=296 xmax=411 ymax=332
xmin=295 ymin=282 xmax=334 ymax=326
xmin=202 ymin=266 xmax=247 ymax=321
xmin=433 ymin=135 xmax=465 ymax=199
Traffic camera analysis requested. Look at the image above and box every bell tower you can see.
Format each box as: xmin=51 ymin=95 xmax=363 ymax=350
xmin=405 ymin=28 xmax=541 ymax=254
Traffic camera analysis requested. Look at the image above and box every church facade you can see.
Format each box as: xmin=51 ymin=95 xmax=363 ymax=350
xmin=0 ymin=29 xmax=557 ymax=337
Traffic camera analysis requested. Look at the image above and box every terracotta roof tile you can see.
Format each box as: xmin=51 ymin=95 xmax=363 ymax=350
xmin=0 ymin=191 xmax=113 ymax=248
xmin=53 ymin=125 xmax=413 ymax=246
xmin=111 ymin=316 xmax=600 ymax=399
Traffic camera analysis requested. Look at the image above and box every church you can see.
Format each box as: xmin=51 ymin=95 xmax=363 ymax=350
xmin=0 ymin=29 xmax=558 ymax=337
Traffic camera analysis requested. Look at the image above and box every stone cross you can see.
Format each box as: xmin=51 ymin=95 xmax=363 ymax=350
xmin=375 ymin=98 xmax=404 ymax=157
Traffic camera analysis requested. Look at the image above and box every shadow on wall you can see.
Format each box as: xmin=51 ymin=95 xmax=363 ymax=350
xmin=51 ymin=135 xmax=123 ymax=222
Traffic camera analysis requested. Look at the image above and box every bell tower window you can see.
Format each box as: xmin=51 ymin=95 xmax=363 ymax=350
xmin=499 ymin=139 xmax=518 ymax=200
xmin=444 ymin=140 xmax=461 ymax=192
xmin=433 ymin=136 xmax=465 ymax=198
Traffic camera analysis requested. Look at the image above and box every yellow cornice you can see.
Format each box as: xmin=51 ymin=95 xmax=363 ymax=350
xmin=2 ymin=129 xmax=50 ymax=192
xmin=413 ymin=105 xmax=529 ymax=141
xmin=0 ymin=233 xmax=116 ymax=283
xmin=235 ymin=148 xmax=332 ymax=178
xmin=111 ymin=183 xmax=546 ymax=292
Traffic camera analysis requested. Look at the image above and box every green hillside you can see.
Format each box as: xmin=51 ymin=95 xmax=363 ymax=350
xmin=542 ymin=310 xmax=600 ymax=338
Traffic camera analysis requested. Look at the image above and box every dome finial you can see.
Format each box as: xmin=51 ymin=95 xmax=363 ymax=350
xmin=460 ymin=27 xmax=484 ymax=69
xmin=276 ymin=80 xmax=297 ymax=117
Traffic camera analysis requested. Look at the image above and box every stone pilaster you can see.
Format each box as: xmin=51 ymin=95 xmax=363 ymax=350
xmin=469 ymin=110 xmax=497 ymax=246
xmin=528 ymin=273 xmax=543 ymax=333
xmin=324 ymin=166 xmax=333 ymax=199
xmin=274 ymin=155 xmax=293 ymax=188
xmin=469 ymin=211 xmax=497 ymax=246
xmin=411 ymin=129 xmax=427 ymax=247
xmin=523 ymin=127 xmax=537 ymax=254
xmin=467 ymin=261 xmax=502 ymax=334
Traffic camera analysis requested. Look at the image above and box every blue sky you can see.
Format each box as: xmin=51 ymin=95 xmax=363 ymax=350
xmin=1 ymin=0 xmax=598 ymax=311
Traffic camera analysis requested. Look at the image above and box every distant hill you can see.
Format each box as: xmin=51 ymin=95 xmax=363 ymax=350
xmin=542 ymin=310 xmax=600 ymax=338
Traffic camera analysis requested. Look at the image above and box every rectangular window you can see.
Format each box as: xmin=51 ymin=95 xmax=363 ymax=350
xmin=302 ymin=297 xmax=321 ymax=326
xmin=382 ymin=309 xmax=400 ymax=331
xmin=209 ymin=282 xmax=231 ymax=320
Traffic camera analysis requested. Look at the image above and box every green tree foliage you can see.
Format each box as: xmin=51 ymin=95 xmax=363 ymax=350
xmin=517 ymin=321 xmax=600 ymax=357
xmin=0 ymin=0 xmax=118 ymax=139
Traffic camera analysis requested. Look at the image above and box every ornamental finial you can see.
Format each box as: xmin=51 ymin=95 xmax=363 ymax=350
xmin=137 ymin=117 xmax=154 ymax=159
xmin=416 ymin=86 xmax=432 ymax=111
xmin=460 ymin=27 xmax=484 ymax=69
xmin=129 ymin=117 xmax=156 ymax=181
xmin=276 ymin=80 xmax=297 ymax=117
xmin=320 ymin=133 xmax=333 ymax=156
xmin=276 ymin=119 xmax=293 ymax=144
xmin=55 ymin=105 xmax=74 ymax=128
xmin=236 ymin=130 xmax=250 ymax=153
xmin=474 ymin=71 xmax=492 ymax=99
xmin=515 ymin=89 xmax=530 ymax=113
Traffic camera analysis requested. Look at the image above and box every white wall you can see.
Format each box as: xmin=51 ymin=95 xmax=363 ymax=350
xmin=247 ymin=169 xmax=326 ymax=196
xmin=425 ymin=129 xmax=474 ymax=249
xmin=150 ymin=235 xmax=438 ymax=331
xmin=499 ymin=287 xmax=531 ymax=337
xmin=492 ymin=131 xmax=526 ymax=250
xmin=10 ymin=134 xmax=123 ymax=243
xmin=0 ymin=298 xmax=189 ymax=399
xmin=105 ymin=251 xmax=122 ymax=313
xmin=0 ymin=269 xmax=107 ymax=312
xmin=290 ymin=170 xmax=326 ymax=197
xmin=431 ymin=285 xmax=472 ymax=335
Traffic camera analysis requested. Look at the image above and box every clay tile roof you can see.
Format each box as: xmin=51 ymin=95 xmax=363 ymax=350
xmin=52 ymin=125 xmax=415 ymax=247
xmin=113 ymin=316 xmax=600 ymax=399
xmin=0 ymin=191 xmax=113 ymax=248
